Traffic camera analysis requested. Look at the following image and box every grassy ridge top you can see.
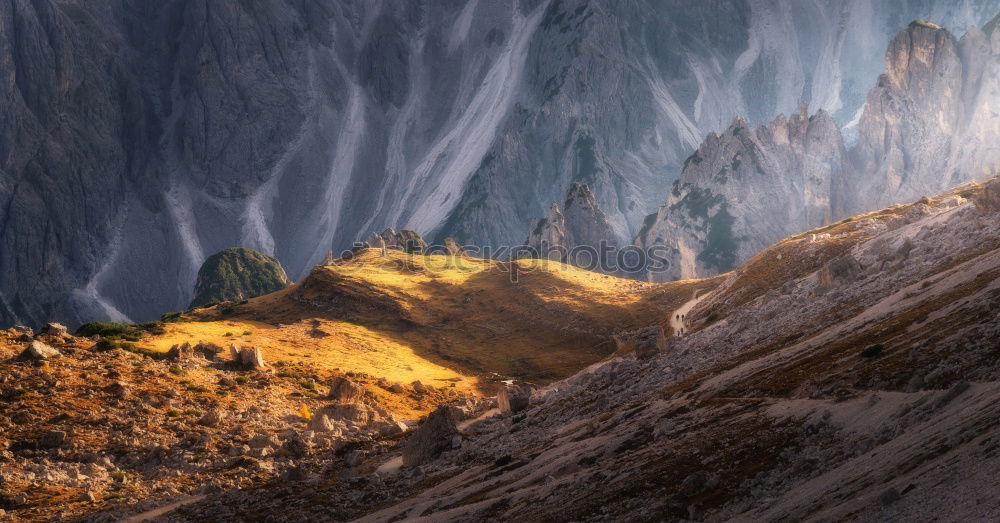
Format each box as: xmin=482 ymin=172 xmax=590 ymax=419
xmin=152 ymin=250 xmax=719 ymax=391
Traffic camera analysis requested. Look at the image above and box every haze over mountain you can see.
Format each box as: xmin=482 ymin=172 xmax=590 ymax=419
xmin=3 ymin=0 xmax=999 ymax=328
xmin=634 ymin=18 xmax=1000 ymax=281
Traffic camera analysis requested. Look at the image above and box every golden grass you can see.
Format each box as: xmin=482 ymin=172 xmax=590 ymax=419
xmin=159 ymin=250 xmax=716 ymax=391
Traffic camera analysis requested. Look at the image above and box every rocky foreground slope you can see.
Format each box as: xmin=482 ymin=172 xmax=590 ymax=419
xmin=113 ymin=177 xmax=1000 ymax=521
xmin=0 ymin=249 xmax=716 ymax=520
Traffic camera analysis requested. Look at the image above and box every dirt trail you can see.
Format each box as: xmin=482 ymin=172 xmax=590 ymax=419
xmin=669 ymin=289 xmax=710 ymax=336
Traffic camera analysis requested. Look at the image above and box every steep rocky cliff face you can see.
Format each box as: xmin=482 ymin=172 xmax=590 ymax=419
xmin=635 ymin=109 xmax=847 ymax=281
xmin=0 ymin=0 xmax=995 ymax=327
xmin=637 ymin=17 xmax=1000 ymax=281
xmin=849 ymin=20 xmax=1000 ymax=212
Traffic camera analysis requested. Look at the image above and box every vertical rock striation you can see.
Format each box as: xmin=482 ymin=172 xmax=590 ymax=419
xmin=0 ymin=1 xmax=994 ymax=327
xmin=635 ymin=109 xmax=847 ymax=281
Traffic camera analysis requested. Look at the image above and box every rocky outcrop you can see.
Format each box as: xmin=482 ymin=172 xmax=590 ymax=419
xmin=524 ymin=183 xmax=620 ymax=269
xmin=636 ymin=18 xmax=1000 ymax=283
xmin=402 ymin=406 xmax=460 ymax=467
xmin=497 ymin=384 xmax=535 ymax=414
xmin=613 ymin=326 xmax=668 ymax=359
xmin=636 ymin=109 xmax=847 ymax=281
xmin=363 ymin=228 xmax=427 ymax=255
xmin=190 ymin=248 xmax=291 ymax=308
xmin=848 ymin=20 xmax=1000 ymax=212
xmin=229 ymin=345 xmax=267 ymax=369
xmin=20 ymin=340 xmax=60 ymax=360
xmin=327 ymin=377 xmax=364 ymax=404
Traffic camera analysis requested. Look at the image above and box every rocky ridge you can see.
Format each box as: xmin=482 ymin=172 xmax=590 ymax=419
xmin=635 ymin=18 xmax=1000 ymax=282
xmin=150 ymin=176 xmax=1000 ymax=522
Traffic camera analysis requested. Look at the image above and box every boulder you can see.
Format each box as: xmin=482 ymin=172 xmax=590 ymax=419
xmin=411 ymin=380 xmax=435 ymax=394
xmin=198 ymin=409 xmax=227 ymax=427
xmin=498 ymin=384 xmax=534 ymax=414
xmin=166 ymin=342 xmax=195 ymax=361
xmin=230 ymin=345 xmax=267 ymax=369
xmin=194 ymin=341 xmax=225 ymax=360
xmin=39 ymin=322 xmax=69 ymax=338
xmin=104 ymin=381 xmax=129 ymax=398
xmin=402 ymin=406 xmax=460 ymax=467
xmin=613 ymin=326 xmax=667 ymax=359
xmin=307 ymin=414 xmax=343 ymax=434
xmin=21 ymin=341 xmax=61 ymax=360
xmin=817 ymin=254 xmax=862 ymax=286
xmin=9 ymin=325 xmax=33 ymax=337
xmin=38 ymin=430 xmax=67 ymax=449
xmin=973 ymin=177 xmax=1000 ymax=214
xmin=327 ymin=376 xmax=365 ymax=403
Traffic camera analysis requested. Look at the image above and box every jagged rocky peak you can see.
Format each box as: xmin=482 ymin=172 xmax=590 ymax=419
xmin=190 ymin=248 xmax=291 ymax=308
xmin=635 ymin=107 xmax=847 ymax=282
xmin=524 ymin=183 xmax=618 ymax=265
xmin=849 ymin=18 xmax=1000 ymax=212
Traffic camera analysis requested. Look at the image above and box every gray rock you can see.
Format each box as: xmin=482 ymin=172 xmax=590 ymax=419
xmin=498 ymin=384 xmax=534 ymax=414
xmin=4 ymin=0 xmax=984 ymax=328
xmin=21 ymin=341 xmax=60 ymax=360
xmin=39 ymin=322 xmax=69 ymax=338
xmin=327 ymin=377 xmax=365 ymax=404
xmin=198 ymin=409 xmax=227 ymax=427
xmin=402 ymin=406 xmax=460 ymax=467
xmin=230 ymin=345 xmax=267 ymax=369
xmin=167 ymin=342 xmax=195 ymax=361
xmin=524 ymin=183 xmax=621 ymax=273
xmin=37 ymin=430 xmax=67 ymax=449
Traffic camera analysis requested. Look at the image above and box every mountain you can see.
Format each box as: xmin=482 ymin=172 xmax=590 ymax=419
xmin=230 ymin=178 xmax=1000 ymax=520
xmin=340 ymin=178 xmax=1000 ymax=522
xmin=189 ymin=247 xmax=290 ymax=308
xmin=635 ymin=108 xmax=846 ymax=281
xmin=523 ymin=183 xmax=621 ymax=272
xmin=9 ymin=175 xmax=998 ymax=521
xmin=635 ymin=18 xmax=1000 ymax=282
xmin=2 ymin=0 xmax=997 ymax=328
xmin=849 ymin=19 xmax=1000 ymax=212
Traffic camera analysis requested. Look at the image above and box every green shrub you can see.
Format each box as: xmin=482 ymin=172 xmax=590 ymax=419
xmin=94 ymin=337 xmax=137 ymax=352
xmin=235 ymin=376 xmax=249 ymax=386
xmin=189 ymin=247 xmax=291 ymax=308
xmin=161 ymin=311 xmax=184 ymax=322
xmin=77 ymin=321 xmax=164 ymax=340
